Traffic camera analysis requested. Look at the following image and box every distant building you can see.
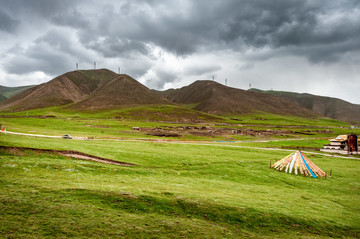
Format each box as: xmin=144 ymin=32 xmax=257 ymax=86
xmin=323 ymin=135 xmax=348 ymax=151
xmin=321 ymin=134 xmax=359 ymax=155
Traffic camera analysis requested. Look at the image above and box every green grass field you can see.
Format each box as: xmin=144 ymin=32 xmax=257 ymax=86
xmin=1 ymin=133 xmax=359 ymax=238
xmin=0 ymin=106 xmax=356 ymax=144
xmin=1 ymin=108 xmax=360 ymax=238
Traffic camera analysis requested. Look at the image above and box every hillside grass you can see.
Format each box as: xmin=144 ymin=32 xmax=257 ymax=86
xmin=0 ymin=85 xmax=34 ymax=101
xmin=1 ymin=134 xmax=360 ymax=238
xmin=226 ymin=112 xmax=349 ymax=127
xmin=0 ymin=107 xmax=356 ymax=145
xmin=237 ymin=139 xmax=330 ymax=150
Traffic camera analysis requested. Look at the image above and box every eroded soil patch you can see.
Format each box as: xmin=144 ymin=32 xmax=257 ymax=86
xmin=0 ymin=146 xmax=135 ymax=166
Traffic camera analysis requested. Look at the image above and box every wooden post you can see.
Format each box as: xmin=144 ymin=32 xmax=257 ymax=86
xmin=270 ymin=161 xmax=271 ymax=168
xmin=330 ymin=169 xmax=332 ymax=177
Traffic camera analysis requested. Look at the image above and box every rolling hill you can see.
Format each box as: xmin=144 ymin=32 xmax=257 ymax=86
xmin=251 ymin=89 xmax=360 ymax=123
xmin=157 ymin=80 xmax=317 ymax=117
xmin=71 ymin=74 xmax=170 ymax=110
xmin=0 ymin=69 xmax=170 ymax=112
xmin=3 ymin=69 xmax=356 ymax=123
xmin=0 ymin=85 xmax=35 ymax=102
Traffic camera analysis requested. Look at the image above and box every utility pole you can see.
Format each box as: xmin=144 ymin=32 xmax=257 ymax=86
xmin=94 ymin=61 xmax=96 ymax=70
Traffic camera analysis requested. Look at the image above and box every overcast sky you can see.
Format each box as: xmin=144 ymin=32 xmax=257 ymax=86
xmin=0 ymin=0 xmax=359 ymax=104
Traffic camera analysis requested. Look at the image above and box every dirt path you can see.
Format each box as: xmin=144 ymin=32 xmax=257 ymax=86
xmin=0 ymin=146 xmax=135 ymax=166
xmin=0 ymin=130 xmax=88 ymax=140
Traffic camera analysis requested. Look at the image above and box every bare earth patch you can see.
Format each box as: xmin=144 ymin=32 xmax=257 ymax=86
xmin=0 ymin=146 xmax=135 ymax=166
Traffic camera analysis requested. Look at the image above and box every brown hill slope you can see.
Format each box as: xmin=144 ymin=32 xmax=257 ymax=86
xmin=71 ymin=74 xmax=171 ymax=110
xmin=0 ymin=69 xmax=118 ymax=111
xmin=0 ymin=69 xmax=172 ymax=112
xmin=250 ymin=89 xmax=360 ymax=123
xmin=159 ymin=81 xmax=317 ymax=117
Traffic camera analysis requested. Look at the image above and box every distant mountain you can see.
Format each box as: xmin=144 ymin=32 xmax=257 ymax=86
xmin=4 ymin=69 xmax=355 ymax=123
xmin=0 ymin=69 xmax=169 ymax=111
xmin=157 ymin=80 xmax=317 ymax=117
xmin=0 ymin=85 xmax=35 ymax=102
xmin=250 ymin=89 xmax=360 ymax=123
xmin=71 ymin=74 xmax=170 ymax=110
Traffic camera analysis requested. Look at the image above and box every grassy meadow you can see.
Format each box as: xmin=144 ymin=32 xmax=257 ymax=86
xmin=0 ymin=105 xmax=356 ymax=142
xmin=1 ymin=108 xmax=360 ymax=238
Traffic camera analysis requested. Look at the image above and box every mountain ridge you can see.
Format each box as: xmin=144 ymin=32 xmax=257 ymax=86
xmin=157 ymin=80 xmax=318 ymax=118
xmin=250 ymin=89 xmax=360 ymax=123
xmin=1 ymin=69 xmax=358 ymax=123
xmin=0 ymin=69 xmax=170 ymax=112
xmin=70 ymin=74 xmax=171 ymax=110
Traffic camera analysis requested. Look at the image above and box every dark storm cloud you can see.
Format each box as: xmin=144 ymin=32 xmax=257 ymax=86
xmin=3 ymin=0 xmax=358 ymax=66
xmin=61 ymin=0 xmax=360 ymax=63
xmin=211 ymin=0 xmax=360 ymax=62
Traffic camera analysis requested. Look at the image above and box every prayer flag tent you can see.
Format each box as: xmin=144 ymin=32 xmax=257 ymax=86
xmin=271 ymin=151 xmax=326 ymax=178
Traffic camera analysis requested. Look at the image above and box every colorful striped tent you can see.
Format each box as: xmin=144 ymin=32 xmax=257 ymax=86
xmin=272 ymin=151 xmax=326 ymax=178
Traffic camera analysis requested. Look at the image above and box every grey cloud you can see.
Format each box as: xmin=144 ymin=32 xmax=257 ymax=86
xmin=156 ymin=69 xmax=178 ymax=82
xmin=76 ymin=0 xmax=360 ymax=63
xmin=4 ymin=47 xmax=73 ymax=76
xmin=0 ymin=0 xmax=78 ymax=19
xmin=2 ymin=0 xmax=360 ymax=64
xmin=8 ymin=0 xmax=354 ymax=64
xmin=85 ymin=37 xmax=150 ymax=58
xmin=74 ymin=1 xmax=217 ymax=56
xmin=0 ymin=10 xmax=19 ymax=33
xmin=35 ymin=30 xmax=91 ymax=61
xmin=184 ymin=65 xmax=222 ymax=76
xmin=3 ymin=30 xmax=90 ymax=76
xmin=125 ymin=65 xmax=151 ymax=79
xmin=146 ymin=68 xmax=179 ymax=89
xmin=120 ymin=57 xmax=153 ymax=79
xmin=51 ymin=9 xmax=90 ymax=29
